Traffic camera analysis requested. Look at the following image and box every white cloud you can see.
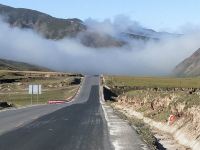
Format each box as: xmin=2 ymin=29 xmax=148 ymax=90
xmin=0 ymin=17 xmax=200 ymax=76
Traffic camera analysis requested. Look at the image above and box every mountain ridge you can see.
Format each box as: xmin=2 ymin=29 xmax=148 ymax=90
xmin=0 ymin=4 xmax=86 ymax=39
xmin=173 ymin=48 xmax=200 ymax=77
xmin=0 ymin=58 xmax=50 ymax=71
xmin=0 ymin=3 xmax=174 ymax=48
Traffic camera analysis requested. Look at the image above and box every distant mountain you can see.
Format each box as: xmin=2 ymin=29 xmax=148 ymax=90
xmin=0 ymin=4 xmax=126 ymax=47
xmin=0 ymin=58 xmax=50 ymax=71
xmin=0 ymin=4 xmax=86 ymax=39
xmin=0 ymin=4 xmax=177 ymax=48
xmin=78 ymin=31 xmax=126 ymax=47
xmin=125 ymin=28 xmax=179 ymax=39
xmin=173 ymin=48 xmax=200 ymax=76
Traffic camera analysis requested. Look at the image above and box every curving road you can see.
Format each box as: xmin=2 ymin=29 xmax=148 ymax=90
xmin=0 ymin=76 xmax=147 ymax=150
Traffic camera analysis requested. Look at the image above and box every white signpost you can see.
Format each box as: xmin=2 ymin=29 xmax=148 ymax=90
xmin=29 ymin=85 xmax=42 ymax=105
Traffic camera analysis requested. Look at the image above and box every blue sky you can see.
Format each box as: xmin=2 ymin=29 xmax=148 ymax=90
xmin=0 ymin=0 xmax=200 ymax=32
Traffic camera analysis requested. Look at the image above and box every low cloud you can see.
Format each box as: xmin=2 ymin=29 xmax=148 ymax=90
xmin=85 ymin=15 xmax=143 ymax=37
xmin=0 ymin=17 xmax=200 ymax=76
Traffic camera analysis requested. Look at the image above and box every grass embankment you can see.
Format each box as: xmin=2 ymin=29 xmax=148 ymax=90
xmin=104 ymin=76 xmax=200 ymax=149
xmin=105 ymin=76 xmax=200 ymax=122
xmin=0 ymin=71 xmax=81 ymax=107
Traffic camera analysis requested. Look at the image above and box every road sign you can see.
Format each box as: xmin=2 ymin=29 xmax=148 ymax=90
xmin=29 ymin=85 xmax=42 ymax=94
xmin=29 ymin=85 xmax=42 ymax=105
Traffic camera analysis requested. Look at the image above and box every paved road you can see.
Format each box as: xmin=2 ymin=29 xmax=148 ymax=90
xmin=0 ymin=76 xmax=147 ymax=150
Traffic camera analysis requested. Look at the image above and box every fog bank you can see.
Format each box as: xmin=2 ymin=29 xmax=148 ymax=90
xmin=0 ymin=18 xmax=200 ymax=76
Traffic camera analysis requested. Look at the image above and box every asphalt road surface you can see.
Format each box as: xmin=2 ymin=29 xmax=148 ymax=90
xmin=0 ymin=76 xmax=147 ymax=150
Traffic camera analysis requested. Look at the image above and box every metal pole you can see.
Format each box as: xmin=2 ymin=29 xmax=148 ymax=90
xmin=37 ymin=85 xmax=39 ymax=104
xmin=31 ymin=85 xmax=33 ymax=105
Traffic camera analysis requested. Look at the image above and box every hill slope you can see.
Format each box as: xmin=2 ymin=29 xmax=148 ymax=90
xmin=173 ymin=48 xmax=200 ymax=76
xmin=0 ymin=4 xmax=86 ymax=39
xmin=0 ymin=4 xmax=168 ymax=48
xmin=0 ymin=58 xmax=50 ymax=71
xmin=0 ymin=4 xmax=127 ymax=47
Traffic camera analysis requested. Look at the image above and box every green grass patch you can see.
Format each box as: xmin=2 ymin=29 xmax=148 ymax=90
xmin=105 ymin=76 xmax=200 ymax=88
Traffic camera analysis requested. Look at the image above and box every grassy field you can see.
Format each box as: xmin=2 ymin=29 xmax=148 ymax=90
xmin=0 ymin=70 xmax=81 ymax=107
xmin=0 ymin=86 xmax=78 ymax=106
xmin=105 ymin=76 xmax=200 ymax=88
